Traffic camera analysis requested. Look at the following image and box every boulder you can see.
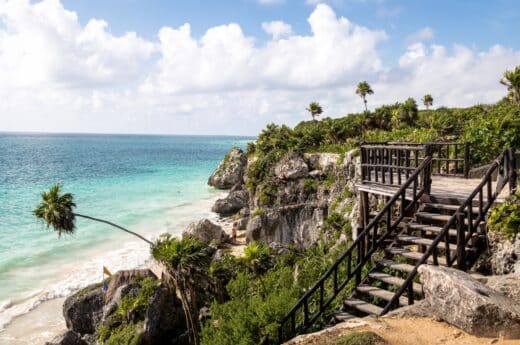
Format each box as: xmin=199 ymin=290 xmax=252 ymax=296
xmin=274 ymin=155 xmax=309 ymax=180
xmin=45 ymin=330 xmax=87 ymax=345
xmin=208 ymin=147 xmax=247 ymax=189
xmin=474 ymin=232 xmax=520 ymax=275
xmin=211 ymin=190 xmax=249 ymax=216
xmin=233 ymin=216 xmax=248 ymax=230
xmin=304 ymin=153 xmax=340 ymax=172
xmin=63 ymin=285 xmax=104 ymax=335
xmin=485 ymin=273 xmax=520 ymax=303
xmin=418 ymin=264 xmax=520 ymax=338
xmin=105 ymin=269 xmax=157 ymax=303
xmin=142 ymin=284 xmax=187 ymax=345
xmin=183 ymin=219 xmax=230 ymax=243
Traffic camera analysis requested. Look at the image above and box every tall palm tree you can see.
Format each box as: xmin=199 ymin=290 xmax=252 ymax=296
xmin=355 ymin=81 xmax=374 ymax=112
xmin=33 ymin=184 xmax=152 ymax=244
xmin=152 ymin=235 xmax=212 ymax=345
xmin=422 ymin=94 xmax=433 ymax=109
xmin=306 ymin=102 xmax=323 ymax=121
xmin=500 ymin=65 xmax=520 ymax=104
xmin=399 ymin=98 xmax=418 ymax=127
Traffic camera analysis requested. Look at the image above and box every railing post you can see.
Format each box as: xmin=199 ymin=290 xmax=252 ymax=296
xmin=464 ymin=143 xmax=470 ymax=179
xmin=423 ymin=145 xmax=432 ymax=194
xmin=456 ymin=212 xmax=466 ymax=271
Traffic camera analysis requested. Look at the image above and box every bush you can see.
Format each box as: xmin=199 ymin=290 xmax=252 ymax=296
xmin=333 ymin=331 xmax=387 ymax=345
xmin=488 ymin=190 xmax=520 ymax=241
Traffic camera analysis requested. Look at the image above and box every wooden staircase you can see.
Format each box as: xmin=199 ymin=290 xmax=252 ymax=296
xmin=277 ymin=144 xmax=517 ymax=344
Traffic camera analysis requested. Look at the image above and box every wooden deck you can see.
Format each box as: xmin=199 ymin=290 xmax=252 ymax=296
xmin=356 ymin=175 xmax=509 ymax=204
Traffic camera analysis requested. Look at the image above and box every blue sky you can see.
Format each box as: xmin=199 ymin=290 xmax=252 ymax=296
xmin=0 ymin=0 xmax=518 ymax=135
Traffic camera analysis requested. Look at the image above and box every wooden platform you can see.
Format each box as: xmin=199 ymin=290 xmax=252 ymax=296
xmin=356 ymin=175 xmax=509 ymax=204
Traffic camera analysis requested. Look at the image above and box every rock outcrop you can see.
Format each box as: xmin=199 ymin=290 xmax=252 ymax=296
xmin=484 ymin=273 xmax=520 ymax=303
xmin=183 ymin=218 xmax=230 ymax=243
xmin=208 ymin=147 xmax=247 ymax=189
xmin=475 ymin=232 xmax=520 ymax=275
xmin=45 ymin=330 xmax=87 ymax=345
xmin=418 ymin=264 xmax=520 ymax=338
xmin=212 ymin=187 xmax=249 ymax=216
xmin=274 ymin=154 xmax=309 ymax=180
xmin=63 ymin=284 xmax=104 ymax=335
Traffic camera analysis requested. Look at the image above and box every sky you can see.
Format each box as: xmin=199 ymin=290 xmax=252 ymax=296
xmin=0 ymin=0 xmax=519 ymax=135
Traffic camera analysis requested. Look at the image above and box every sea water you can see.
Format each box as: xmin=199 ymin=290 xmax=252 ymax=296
xmin=0 ymin=133 xmax=251 ymax=332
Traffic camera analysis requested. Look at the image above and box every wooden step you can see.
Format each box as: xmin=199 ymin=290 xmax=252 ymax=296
xmin=385 ymin=247 xmax=448 ymax=266
xmin=368 ymin=271 xmax=423 ymax=296
xmin=423 ymin=203 xmax=488 ymax=213
xmin=332 ymin=311 xmax=356 ymax=323
xmin=343 ymin=297 xmax=383 ymax=315
xmin=397 ymin=235 xmax=458 ymax=251
xmin=356 ymin=284 xmax=408 ymax=307
xmin=407 ymin=223 xmax=457 ymax=237
xmin=376 ymin=259 xmax=415 ymax=274
xmin=416 ymin=212 xmax=454 ymax=223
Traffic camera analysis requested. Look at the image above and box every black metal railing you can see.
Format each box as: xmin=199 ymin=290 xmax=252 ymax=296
xmin=277 ymin=156 xmax=434 ymax=344
xmin=361 ymin=142 xmax=470 ymax=183
xmin=381 ymin=148 xmax=517 ymax=313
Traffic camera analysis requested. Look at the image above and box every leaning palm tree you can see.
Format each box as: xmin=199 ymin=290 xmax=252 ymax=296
xmin=152 ymin=235 xmax=212 ymax=345
xmin=422 ymin=94 xmax=433 ymax=109
xmin=33 ymin=183 xmax=152 ymax=244
xmin=306 ymin=102 xmax=323 ymax=122
xmin=355 ymin=81 xmax=374 ymax=112
xmin=500 ymin=65 xmax=520 ymax=104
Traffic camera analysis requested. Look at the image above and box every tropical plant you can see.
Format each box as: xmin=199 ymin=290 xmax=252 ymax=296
xmin=243 ymin=241 xmax=272 ymax=275
xmin=355 ymin=81 xmax=374 ymax=112
xmin=151 ymin=235 xmax=213 ymax=345
xmin=33 ymin=184 xmax=152 ymax=244
xmin=398 ymin=98 xmax=419 ymax=127
xmin=488 ymin=190 xmax=520 ymax=241
xmin=306 ymin=102 xmax=323 ymax=122
xmin=500 ymin=65 xmax=520 ymax=104
xmin=422 ymin=94 xmax=434 ymax=109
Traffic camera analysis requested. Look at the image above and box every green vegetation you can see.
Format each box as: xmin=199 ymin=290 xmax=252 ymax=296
xmin=501 ymin=65 xmax=520 ymax=104
xmin=307 ymin=101 xmax=324 ymax=121
xmin=356 ymin=81 xmax=374 ymax=112
xmin=488 ymin=190 xmax=520 ymax=241
xmin=331 ymin=331 xmax=387 ymax=345
xmin=152 ymin=235 xmax=213 ymax=345
xmin=98 ymin=277 xmax=159 ymax=344
xmin=422 ymin=94 xmax=433 ymax=109
xmin=200 ymin=238 xmax=352 ymax=345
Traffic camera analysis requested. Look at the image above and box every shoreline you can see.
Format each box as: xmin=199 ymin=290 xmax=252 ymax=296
xmin=0 ymin=190 xmax=233 ymax=345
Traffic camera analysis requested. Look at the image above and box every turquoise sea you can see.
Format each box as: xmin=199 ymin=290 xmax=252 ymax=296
xmin=0 ymin=133 xmax=251 ymax=331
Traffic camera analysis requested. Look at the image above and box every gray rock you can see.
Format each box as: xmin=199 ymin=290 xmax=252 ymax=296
xmin=211 ymin=190 xmax=249 ymax=216
xmin=304 ymin=153 xmax=340 ymax=172
xmin=183 ymin=219 xmax=230 ymax=243
xmin=105 ymin=269 xmax=157 ymax=303
xmin=485 ymin=273 xmax=520 ymax=303
xmin=233 ymin=217 xmax=248 ymax=230
xmin=419 ymin=264 xmax=520 ymax=338
xmin=208 ymin=147 xmax=247 ymax=189
xmin=274 ymin=154 xmax=309 ymax=180
xmin=63 ymin=285 xmax=104 ymax=335
xmin=45 ymin=330 xmax=87 ymax=345
xmin=475 ymin=232 xmax=520 ymax=275
xmin=142 ymin=284 xmax=187 ymax=345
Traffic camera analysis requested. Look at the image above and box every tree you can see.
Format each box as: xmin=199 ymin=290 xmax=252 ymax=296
xmin=306 ymin=102 xmax=323 ymax=121
xmin=152 ymin=235 xmax=213 ymax=345
xmin=33 ymin=183 xmax=152 ymax=244
xmin=422 ymin=94 xmax=433 ymax=109
xmin=355 ymin=81 xmax=374 ymax=112
xmin=501 ymin=65 xmax=520 ymax=104
xmin=399 ymin=98 xmax=418 ymax=127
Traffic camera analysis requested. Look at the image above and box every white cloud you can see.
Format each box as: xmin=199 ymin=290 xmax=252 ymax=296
xmin=0 ymin=0 xmax=518 ymax=135
xmin=262 ymin=20 xmax=292 ymax=39
xmin=406 ymin=26 xmax=434 ymax=44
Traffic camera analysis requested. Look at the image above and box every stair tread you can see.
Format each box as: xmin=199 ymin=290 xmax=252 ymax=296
xmin=408 ymin=223 xmax=458 ymax=236
xmin=333 ymin=312 xmax=356 ymax=322
xmin=416 ymin=212 xmax=453 ymax=222
xmin=386 ymin=247 xmax=448 ymax=266
xmin=376 ymin=259 xmax=415 ymax=274
xmin=343 ymin=297 xmax=384 ymax=315
xmin=368 ymin=271 xmax=423 ymax=295
xmin=424 ymin=203 xmax=462 ymax=211
xmin=356 ymin=284 xmax=408 ymax=307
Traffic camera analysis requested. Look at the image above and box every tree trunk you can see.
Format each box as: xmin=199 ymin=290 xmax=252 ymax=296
xmin=73 ymin=213 xmax=153 ymax=245
xmin=364 ymin=98 xmax=368 ymax=112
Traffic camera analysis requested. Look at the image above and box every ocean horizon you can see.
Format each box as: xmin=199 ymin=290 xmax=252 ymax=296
xmin=0 ymin=133 xmax=252 ymax=337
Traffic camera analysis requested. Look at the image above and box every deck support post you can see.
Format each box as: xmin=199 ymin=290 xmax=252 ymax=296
xmin=456 ymin=212 xmax=467 ymax=271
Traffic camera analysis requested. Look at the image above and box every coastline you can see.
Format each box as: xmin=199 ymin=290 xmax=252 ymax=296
xmin=0 ymin=190 xmax=231 ymax=345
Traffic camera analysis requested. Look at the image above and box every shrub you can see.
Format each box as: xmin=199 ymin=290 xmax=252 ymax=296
xmin=333 ymin=331 xmax=387 ymax=345
xmin=488 ymin=190 xmax=520 ymax=241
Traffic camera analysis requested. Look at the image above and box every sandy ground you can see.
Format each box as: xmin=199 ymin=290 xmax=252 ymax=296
xmin=287 ymin=316 xmax=519 ymax=345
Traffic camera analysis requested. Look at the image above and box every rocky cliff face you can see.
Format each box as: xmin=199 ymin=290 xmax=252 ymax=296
xmin=209 ymin=148 xmax=361 ymax=250
xmin=207 ymin=147 xmax=247 ymax=189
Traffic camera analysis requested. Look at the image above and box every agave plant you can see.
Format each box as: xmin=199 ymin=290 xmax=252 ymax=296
xmin=33 ymin=183 xmax=152 ymax=244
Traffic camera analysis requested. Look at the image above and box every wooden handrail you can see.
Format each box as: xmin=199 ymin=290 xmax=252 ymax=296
xmin=381 ymin=148 xmax=516 ymax=314
xmin=277 ymin=156 xmax=433 ymax=344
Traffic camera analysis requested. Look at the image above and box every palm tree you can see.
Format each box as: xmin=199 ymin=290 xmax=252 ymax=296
xmin=399 ymin=98 xmax=418 ymax=127
xmin=152 ymin=235 xmax=212 ymax=345
xmin=500 ymin=65 xmax=520 ymax=104
xmin=355 ymin=81 xmax=374 ymax=112
xmin=422 ymin=94 xmax=433 ymax=109
xmin=306 ymin=102 xmax=323 ymax=121
xmin=33 ymin=184 xmax=152 ymax=244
